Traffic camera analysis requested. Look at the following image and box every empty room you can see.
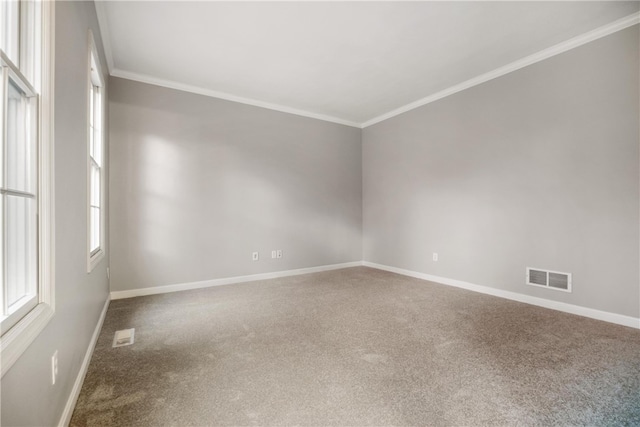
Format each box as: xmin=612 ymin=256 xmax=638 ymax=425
xmin=1 ymin=1 xmax=639 ymax=425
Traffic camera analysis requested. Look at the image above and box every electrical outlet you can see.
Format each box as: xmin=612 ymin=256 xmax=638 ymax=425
xmin=432 ymin=253 xmax=438 ymax=262
xmin=51 ymin=350 xmax=58 ymax=385
xmin=271 ymin=250 xmax=277 ymax=259
xmin=276 ymin=250 xmax=283 ymax=259
xmin=252 ymin=252 xmax=259 ymax=261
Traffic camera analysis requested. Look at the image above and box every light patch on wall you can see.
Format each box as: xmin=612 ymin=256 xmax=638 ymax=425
xmin=139 ymin=136 xmax=184 ymax=260
xmin=141 ymin=136 xmax=183 ymax=196
xmin=223 ymin=170 xmax=288 ymax=228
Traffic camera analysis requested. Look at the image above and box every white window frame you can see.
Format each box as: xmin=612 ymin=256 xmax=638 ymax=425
xmin=0 ymin=0 xmax=55 ymax=377
xmin=87 ymin=31 xmax=104 ymax=272
xmin=0 ymin=50 xmax=39 ymax=335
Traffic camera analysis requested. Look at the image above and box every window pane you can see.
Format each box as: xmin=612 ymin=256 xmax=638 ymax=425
xmin=90 ymin=206 xmax=100 ymax=252
xmin=19 ymin=0 xmax=38 ymax=83
xmin=88 ymin=83 xmax=94 ymax=130
xmin=5 ymin=194 xmax=37 ymax=310
xmin=90 ymin=162 xmax=100 ymax=207
xmin=1 ymin=0 xmax=20 ymax=65
xmin=94 ymin=87 xmax=101 ymax=133
xmin=90 ymin=154 xmax=100 ymax=251
xmin=91 ymin=86 xmax=102 ymax=166
xmin=0 ymin=195 xmax=3 ymax=312
xmin=92 ymin=127 xmax=101 ymax=166
xmin=6 ymin=77 xmax=35 ymax=194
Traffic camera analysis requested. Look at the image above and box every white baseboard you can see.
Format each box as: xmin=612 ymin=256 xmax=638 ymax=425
xmin=58 ymin=296 xmax=111 ymax=427
xmin=110 ymin=261 xmax=364 ymax=300
xmin=363 ymin=261 xmax=640 ymax=329
xmin=108 ymin=260 xmax=639 ymax=328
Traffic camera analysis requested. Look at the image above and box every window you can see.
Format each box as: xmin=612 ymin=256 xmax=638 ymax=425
xmin=1 ymin=52 xmax=38 ymax=334
xmin=87 ymin=34 xmax=104 ymax=271
xmin=0 ymin=0 xmax=54 ymax=377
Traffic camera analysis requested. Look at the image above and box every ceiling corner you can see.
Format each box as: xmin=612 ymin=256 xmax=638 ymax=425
xmin=94 ymin=1 xmax=114 ymax=73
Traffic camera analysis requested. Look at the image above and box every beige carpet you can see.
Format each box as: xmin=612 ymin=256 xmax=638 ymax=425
xmin=70 ymin=267 xmax=640 ymax=426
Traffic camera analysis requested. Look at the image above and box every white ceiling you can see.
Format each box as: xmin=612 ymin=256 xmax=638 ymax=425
xmin=96 ymin=1 xmax=639 ymax=127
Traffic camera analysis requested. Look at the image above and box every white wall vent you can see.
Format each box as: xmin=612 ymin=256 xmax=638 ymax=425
xmin=526 ymin=268 xmax=571 ymax=292
xmin=113 ymin=328 xmax=135 ymax=347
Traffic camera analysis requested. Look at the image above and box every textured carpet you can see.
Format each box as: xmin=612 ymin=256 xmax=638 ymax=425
xmin=70 ymin=267 xmax=640 ymax=426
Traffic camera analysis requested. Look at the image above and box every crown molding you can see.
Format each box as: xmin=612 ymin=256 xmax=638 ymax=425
xmin=111 ymin=68 xmax=362 ymax=128
xmin=94 ymin=1 xmax=114 ymax=73
xmin=361 ymin=11 xmax=640 ymax=128
xmin=96 ymin=7 xmax=638 ymax=129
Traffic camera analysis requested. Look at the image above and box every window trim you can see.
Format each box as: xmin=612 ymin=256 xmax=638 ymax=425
xmin=0 ymin=0 xmax=55 ymax=378
xmin=86 ymin=30 xmax=105 ymax=273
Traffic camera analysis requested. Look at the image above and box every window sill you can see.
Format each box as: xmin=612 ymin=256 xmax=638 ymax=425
xmin=88 ymin=248 xmax=105 ymax=273
xmin=1 ymin=302 xmax=54 ymax=377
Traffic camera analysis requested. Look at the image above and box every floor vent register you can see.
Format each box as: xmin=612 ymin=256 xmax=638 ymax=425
xmin=113 ymin=328 xmax=136 ymax=347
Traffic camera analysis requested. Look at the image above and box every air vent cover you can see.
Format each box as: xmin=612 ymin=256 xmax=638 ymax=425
xmin=113 ymin=328 xmax=135 ymax=347
xmin=526 ymin=268 xmax=571 ymax=292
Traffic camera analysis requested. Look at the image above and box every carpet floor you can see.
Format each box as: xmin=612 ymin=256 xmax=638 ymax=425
xmin=70 ymin=267 xmax=640 ymax=426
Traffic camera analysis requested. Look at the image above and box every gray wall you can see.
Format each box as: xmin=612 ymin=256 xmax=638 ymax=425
xmin=3 ymin=15 xmax=636 ymax=426
xmin=363 ymin=26 xmax=640 ymax=318
xmin=109 ymin=78 xmax=362 ymax=292
xmin=1 ymin=1 xmax=111 ymax=426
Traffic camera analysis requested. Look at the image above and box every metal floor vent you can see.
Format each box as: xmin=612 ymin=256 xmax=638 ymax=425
xmin=113 ymin=328 xmax=135 ymax=348
xmin=526 ymin=268 xmax=572 ymax=292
